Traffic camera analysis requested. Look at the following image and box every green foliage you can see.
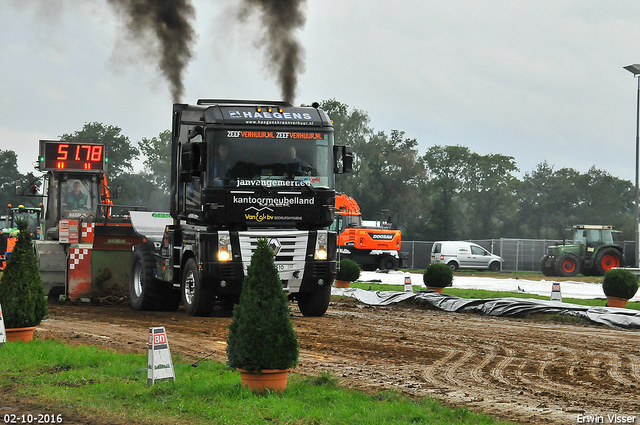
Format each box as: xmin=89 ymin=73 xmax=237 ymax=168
xmin=60 ymin=122 xmax=139 ymax=180
xmin=423 ymin=263 xmax=454 ymax=288
xmin=336 ymin=258 xmax=361 ymax=282
xmin=602 ymin=268 xmax=640 ymax=300
xmin=227 ymin=238 xmax=299 ymax=371
xmin=0 ymin=218 xmax=48 ymax=328
xmin=138 ymin=130 xmax=171 ymax=193
xmin=111 ymin=173 xmax=169 ymax=212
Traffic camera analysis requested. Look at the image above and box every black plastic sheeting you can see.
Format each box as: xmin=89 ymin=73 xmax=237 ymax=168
xmin=331 ymin=288 xmax=640 ymax=329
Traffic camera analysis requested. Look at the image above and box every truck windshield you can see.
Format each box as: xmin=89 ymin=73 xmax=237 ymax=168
xmin=206 ymin=129 xmax=334 ymax=189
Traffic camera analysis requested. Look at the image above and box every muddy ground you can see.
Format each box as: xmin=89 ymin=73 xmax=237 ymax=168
xmin=6 ymin=296 xmax=640 ymax=424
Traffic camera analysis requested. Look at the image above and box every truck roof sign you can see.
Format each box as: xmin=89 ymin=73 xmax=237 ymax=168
xmin=197 ymin=104 xmax=331 ymax=127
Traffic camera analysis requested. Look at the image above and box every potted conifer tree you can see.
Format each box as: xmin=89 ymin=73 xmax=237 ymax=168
xmin=226 ymin=238 xmax=299 ymax=392
xmin=423 ymin=263 xmax=453 ymax=293
xmin=0 ymin=218 xmax=48 ymax=342
xmin=602 ymin=268 xmax=639 ymax=308
xmin=335 ymin=258 xmax=361 ymax=288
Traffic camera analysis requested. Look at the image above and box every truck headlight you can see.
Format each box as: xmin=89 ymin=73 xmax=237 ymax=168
xmin=218 ymin=248 xmax=231 ymax=262
xmin=315 ymin=231 xmax=328 ymax=260
xmin=218 ymin=232 xmax=232 ymax=262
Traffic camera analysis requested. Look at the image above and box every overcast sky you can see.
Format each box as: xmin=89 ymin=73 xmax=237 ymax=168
xmin=2 ymin=0 xmax=640 ymax=182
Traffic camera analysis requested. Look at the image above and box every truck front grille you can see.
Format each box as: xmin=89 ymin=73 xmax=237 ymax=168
xmin=238 ymin=230 xmax=309 ymax=268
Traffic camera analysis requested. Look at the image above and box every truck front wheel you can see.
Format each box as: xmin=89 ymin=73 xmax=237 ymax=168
xmin=130 ymin=244 xmax=160 ymax=311
xmin=182 ymin=258 xmax=215 ymax=316
xmin=297 ymin=284 xmax=332 ymax=317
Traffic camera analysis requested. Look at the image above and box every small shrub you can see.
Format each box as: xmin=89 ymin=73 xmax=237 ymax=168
xmin=602 ymin=269 xmax=639 ymax=300
xmin=0 ymin=218 xmax=48 ymax=328
xmin=336 ymin=259 xmax=361 ymax=282
xmin=226 ymin=238 xmax=299 ymax=371
xmin=423 ymin=263 xmax=453 ymax=288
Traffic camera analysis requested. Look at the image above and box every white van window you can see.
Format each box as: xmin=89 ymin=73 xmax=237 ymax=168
xmin=433 ymin=243 xmax=441 ymax=254
xmin=471 ymin=245 xmax=486 ymax=256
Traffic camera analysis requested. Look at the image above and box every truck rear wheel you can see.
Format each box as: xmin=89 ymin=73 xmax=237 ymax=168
xmin=297 ymin=284 xmax=332 ymax=317
xmin=555 ymin=253 xmax=580 ymax=277
xmin=379 ymin=255 xmax=399 ymax=271
xmin=594 ymin=248 xmax=623 ymax=276
xmin=130 ymin=244 xmax=161 ymax=311
xmin=182 ymin=257 xmax=215 ymax=316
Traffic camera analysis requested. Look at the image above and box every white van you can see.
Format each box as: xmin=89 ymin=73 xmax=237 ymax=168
xmin=431 ymin=241 xmax=502 ymax=271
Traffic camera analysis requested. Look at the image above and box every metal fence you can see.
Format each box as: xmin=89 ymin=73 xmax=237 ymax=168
xmin=402 ymin=239 xmax=636 ymax=271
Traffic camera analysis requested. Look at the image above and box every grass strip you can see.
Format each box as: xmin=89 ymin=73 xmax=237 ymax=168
xmin=0 ymin=340 xmax=515 ymax=425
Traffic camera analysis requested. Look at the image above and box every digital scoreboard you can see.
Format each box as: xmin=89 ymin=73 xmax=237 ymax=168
xmin=39 ymin=140 xmax=107 ymax=172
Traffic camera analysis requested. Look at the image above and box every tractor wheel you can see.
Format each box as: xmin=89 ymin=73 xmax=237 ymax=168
xmin=554 ymin=253 xmax=580 ymax=277
xmin=593 ymin=248 xmax=623 ymax=276
xmin=540 ymin=256 xmax=556 ymax=276
xmin=181 ymin=257 xmax=215 ymax=316
xmin=379 ymin=255 xmax=399 ymax=271
xmin=297 ymin=283 xmax=332 ymax=317
xmin=129 ymin=244 xmax=161 ymax=311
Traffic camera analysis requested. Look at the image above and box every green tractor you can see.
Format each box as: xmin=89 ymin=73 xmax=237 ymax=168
xmin=540 ymin=225 xmax=624 ymax=277
xmin=1 ymin=204 xmax=42 ymax=270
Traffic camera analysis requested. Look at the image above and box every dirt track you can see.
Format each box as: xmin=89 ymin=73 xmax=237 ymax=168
xmin=26 ymin=297 xmax=640 ymax=424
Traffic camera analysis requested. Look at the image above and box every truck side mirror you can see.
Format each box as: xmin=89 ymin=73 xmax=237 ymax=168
xmin=180 ymin=143 xmax=202 ymax=177
xmin=333 ymin=145 xmax=353 ymax=174
xmin=343 ymin=146 xmax=353 ymax=173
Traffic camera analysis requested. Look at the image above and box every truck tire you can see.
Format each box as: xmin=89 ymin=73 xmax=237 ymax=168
xmin=447 ymin=261 xmax=459 ymax=272
xmin=182 ymin=257 xmax=215 ymax=316
xmin=488 ymin=261 xmax=500 ymax=272
xmin=379 ymin=255 xmax=399 ymax=271
xmin=555 ymin=253 xmax=580 ymax=277
xmin=297 ymin=284 xmax=332 ymax=317
xmin=540 ymin=256 xmax=556 ymax=276
xmin=129 ymin=244 xmax=161 ymax=311
xmin=593 ymin=248 xmax=623 ymax=276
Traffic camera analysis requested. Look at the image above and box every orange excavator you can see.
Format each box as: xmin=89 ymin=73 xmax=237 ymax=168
xmin=332 ymin=193 xmax=405 ymax=270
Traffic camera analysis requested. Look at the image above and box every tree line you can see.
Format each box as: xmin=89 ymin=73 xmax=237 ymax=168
xmin=0 ymin=100 xmax=634 ymax=241
xmin=323 ymin=99 xmax=635 ymax=241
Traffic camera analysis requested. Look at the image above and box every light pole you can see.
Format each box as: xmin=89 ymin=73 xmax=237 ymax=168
xmin=624 ymin=64 xmax=640 ymax=268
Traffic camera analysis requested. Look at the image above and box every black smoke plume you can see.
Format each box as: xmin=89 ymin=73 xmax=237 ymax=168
xmin=238 ymin=0 xmax=307 ymax=103
xmin=107 ymin=0 xmax=196 ymax=102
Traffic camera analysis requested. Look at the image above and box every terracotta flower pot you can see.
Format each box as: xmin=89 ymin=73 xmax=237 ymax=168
xmin=427 ymin=286 xmax=444 ymax=293
xmin=334 ymin=280 xmax=350 ymax=288
xmin=606 ymin=296 xmax=628 ymax=308
xmin=5 ymin=326 xmax=36 ymax=342
xmin=237 ymin=368 xmax=291 ymax=392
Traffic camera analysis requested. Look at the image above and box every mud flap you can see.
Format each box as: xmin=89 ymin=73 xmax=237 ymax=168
xmin=91 ymin=250 xmax=134 ymax=298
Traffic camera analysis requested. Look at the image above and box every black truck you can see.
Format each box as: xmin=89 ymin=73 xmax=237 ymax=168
xmin=129 ymin=100 xmax=352 ymax=317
